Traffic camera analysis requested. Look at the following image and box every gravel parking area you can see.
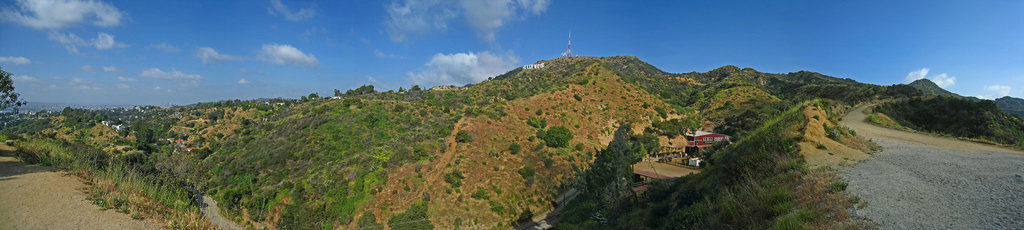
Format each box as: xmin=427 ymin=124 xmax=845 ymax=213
xmin=839 ymin=106 xmax=1024 ymax=229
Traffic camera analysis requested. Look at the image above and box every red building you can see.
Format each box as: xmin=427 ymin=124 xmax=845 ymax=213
xmin=687 ymin=131 xmax=732 ymax=152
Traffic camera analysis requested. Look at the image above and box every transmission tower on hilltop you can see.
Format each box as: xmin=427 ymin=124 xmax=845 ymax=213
xmin=563 ymin=32 xmax=572 ymax=57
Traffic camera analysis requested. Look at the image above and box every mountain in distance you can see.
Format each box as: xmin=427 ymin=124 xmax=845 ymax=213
xmin=995 ymin=96 xmax=1024 ymax=118
xmin=908 ymin=78 xmax=959 ymax=97
xmin=905 ymin=78 xmax=1024 ymax=118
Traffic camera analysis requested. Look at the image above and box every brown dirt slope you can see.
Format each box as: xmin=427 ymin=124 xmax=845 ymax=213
xmin=0 ymin=143 xmax=160 ymax=230
xmin=798 ymin=103 xmax=872 ymax=167
xmin=360 ymin=63 xmax=678 ymax=229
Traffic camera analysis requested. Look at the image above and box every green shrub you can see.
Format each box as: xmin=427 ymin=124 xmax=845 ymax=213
xmin=388 ymin=201 xmax=433 ymax=230
xmin=509 ymin=143 xmax=522 ymax=154
xmin=527 ymin=117 xmax=546 ymax=129
xmin=444 ymin=170 xmax=464 ymax=188
xmin=358 ymin=211 xmax=383 ymax=229
xmin=518 ymin=166 xmax=536 ymax=185
xmin=471 ymin=187 xmax=489 ymax=200
xmin=455 ymin=131 xmax=473 ymax=143
xmin=539 ymin=126 xmax=574 ymax=148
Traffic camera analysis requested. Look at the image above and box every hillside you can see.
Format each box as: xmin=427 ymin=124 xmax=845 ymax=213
xmin=908 ymin=79 xmax=958 ymax=97
xmin=996 ymin=96 xmax=1024 ymax=118
xmin=0 ymin=55 xmax=972 ymax=229
xmin=869 ymin=96 xmax=1024 ymax=148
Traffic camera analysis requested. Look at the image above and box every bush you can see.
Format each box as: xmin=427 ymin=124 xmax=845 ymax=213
xmin=527 ymin=117 xmax=546 ymax=129
xmin=444 ymin=170 xmax=464 ymax=188
xmin=509 ymin=143 xmax=521 ymax=154
xmin=455 ymin=131 xmax=473 ymax=143
xmin=539 ymin=126 xmax=574 ymax=148
xmin=518 ymin=166 xmax=535 ymax=185
xmin=471 ymin=187 xmax=489 ymax=200
xmin=388 ymin=201 xmax=433 ymax=230
xmin=358 ymin=211 xmax=382 ymax=229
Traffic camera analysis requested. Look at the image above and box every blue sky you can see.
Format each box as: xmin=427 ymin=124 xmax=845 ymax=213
xmin=1 ymin=0 xmax=1022 ymax=105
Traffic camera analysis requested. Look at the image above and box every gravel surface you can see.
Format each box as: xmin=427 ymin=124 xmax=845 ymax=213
xmin=839 ymin=106 xmax=1024 ymax=229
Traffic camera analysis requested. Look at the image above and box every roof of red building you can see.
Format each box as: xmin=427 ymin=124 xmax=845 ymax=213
xmin=634 ymin=170 xmax=671 ymax=179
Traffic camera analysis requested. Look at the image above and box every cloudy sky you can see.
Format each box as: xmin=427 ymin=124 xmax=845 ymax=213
xmin=1 ymin=0 xmax=1022 ymax=105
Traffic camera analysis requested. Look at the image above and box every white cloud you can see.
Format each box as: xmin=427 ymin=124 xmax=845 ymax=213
xmin=384 ymin=0 xmax=550 ymax=42
xmin=238 ymin=78 xmax=250 ymax=85
xmin=1 ymin=0 xmax=124 ymax=30
xmin=196 ymin=47 xmax=242 ymax=64
xmin=13 ymin=75 xmax=39 ymax=83
xmin=261 ymin=43 xmax=319 ymax=67
xmin=384 ymin=0 xmax=458 ymax=42
xmin=903 ymin=67 xmax=955 ymax=88
xmin=930 ymin=73 xmax=955 ymax=88
xmin=93 ymin=33 xmax=126 ymax=50
xmin=0 ymin=56 xmax=31 ymax=65
xmin=48 ymin=31 xmax=125 ymax=54
xmin=267 ymin=0 xmax=315 ymax=22
xmin=374 ymin=49 xmax=406 ymax=59
xmin=103 ymin=66 xmax=119 ymax=73
xmin=984 ymin=85 xmax=1012 ymax=99
xmin=70 ymin=77 xmax=85 ymax=84
xmin=116 ymin=84 xmax=129 ymax=89
xmin=903 ymin=68 xmax=929 ymax=83
xmin=80 ymin=65 xmax=94 ymax=73
xmin=151 ymin=43 xmax=181 ymax=53
xmin=117 ymin=76 xmax=135 ymax=82
xmin=407 ymin=51 xmax=517 ymax=87
xmin=153 ymin=86 xmax=161 ymax=90
xmin=139 ymin=68 xmax=202 ymax=80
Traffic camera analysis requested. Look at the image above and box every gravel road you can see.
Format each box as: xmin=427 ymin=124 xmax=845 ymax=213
xmin=839 ymin=106 xmax=1024 ymax=229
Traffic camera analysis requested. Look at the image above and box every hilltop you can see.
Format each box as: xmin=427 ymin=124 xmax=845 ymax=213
xmin=995 ymin=96 xmax=1024 ymax=118
xmin=3 ymin=55 xmax=1022 ymax=229
xmin=908 ymin=79 xmax=958 ymax=97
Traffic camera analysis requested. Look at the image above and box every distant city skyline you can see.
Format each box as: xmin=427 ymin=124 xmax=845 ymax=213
xmin=1 ymin=0 xmax=1022 ymax=105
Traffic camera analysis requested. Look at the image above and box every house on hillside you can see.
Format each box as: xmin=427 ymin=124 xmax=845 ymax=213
xmin=687 ymin=131 xmax=732 ymax=152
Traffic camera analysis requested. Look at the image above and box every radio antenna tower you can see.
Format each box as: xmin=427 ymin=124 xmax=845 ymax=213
xmin=565 ymin=32 xmax=572 ymax=57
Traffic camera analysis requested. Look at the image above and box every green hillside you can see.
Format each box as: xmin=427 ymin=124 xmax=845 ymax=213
xmin=871 ymin=96 xmax=1024 ymax=147
xmin=2 ymin=55 xmax=996 ymax=229
xmin=995 ymin=96 xmax=1024 ymax=118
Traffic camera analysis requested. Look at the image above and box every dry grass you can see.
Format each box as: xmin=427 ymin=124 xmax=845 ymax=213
xmin=77 ymin=170 xmax=215 ymax=229
xmin=798 ymin=104 xmax=872 ymax=167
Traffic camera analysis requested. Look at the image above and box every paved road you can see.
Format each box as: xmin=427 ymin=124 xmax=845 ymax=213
xmin=839 ymin=106 xmax=1024 ymax=229
xmin=0 ymin=144 xmax=159 ymax=230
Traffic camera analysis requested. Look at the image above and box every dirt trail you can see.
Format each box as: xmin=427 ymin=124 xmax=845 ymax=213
xmin=0 ymin=144 xmax=160 ymax=230
xmin=199 ymin=195 xmax=242 ymax=230
xmin=839 ymin=106 xmax=1024 ymax=229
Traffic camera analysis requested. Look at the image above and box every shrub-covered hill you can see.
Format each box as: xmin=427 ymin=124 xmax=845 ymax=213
xmin=3 ymin=55 xmax=936 ymax=229
xmin=908 ymin=78 xmax=959 ymax=97
xmin=870 ymin=96 xmax=1024 ymax=148
xmin=995 ymin=96 xmax=1024 ymax=118
xmin=556 ymin=100 xmax=866 ymax=229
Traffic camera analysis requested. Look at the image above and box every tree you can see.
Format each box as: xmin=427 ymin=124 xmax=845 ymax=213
xmin=0 ymin=66 xmax=25 ymax=110
xmin=540 ymin=126 xmax=573 ymax=148
xmin=333 ymin=89 xmax=342 ymax=97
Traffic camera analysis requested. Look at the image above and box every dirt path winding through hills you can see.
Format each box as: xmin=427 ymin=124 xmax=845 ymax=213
xmin=839 ymin=106 xmax=1024 ymax=229
xmin=0 ymin=144 xmax=160 ymax=230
